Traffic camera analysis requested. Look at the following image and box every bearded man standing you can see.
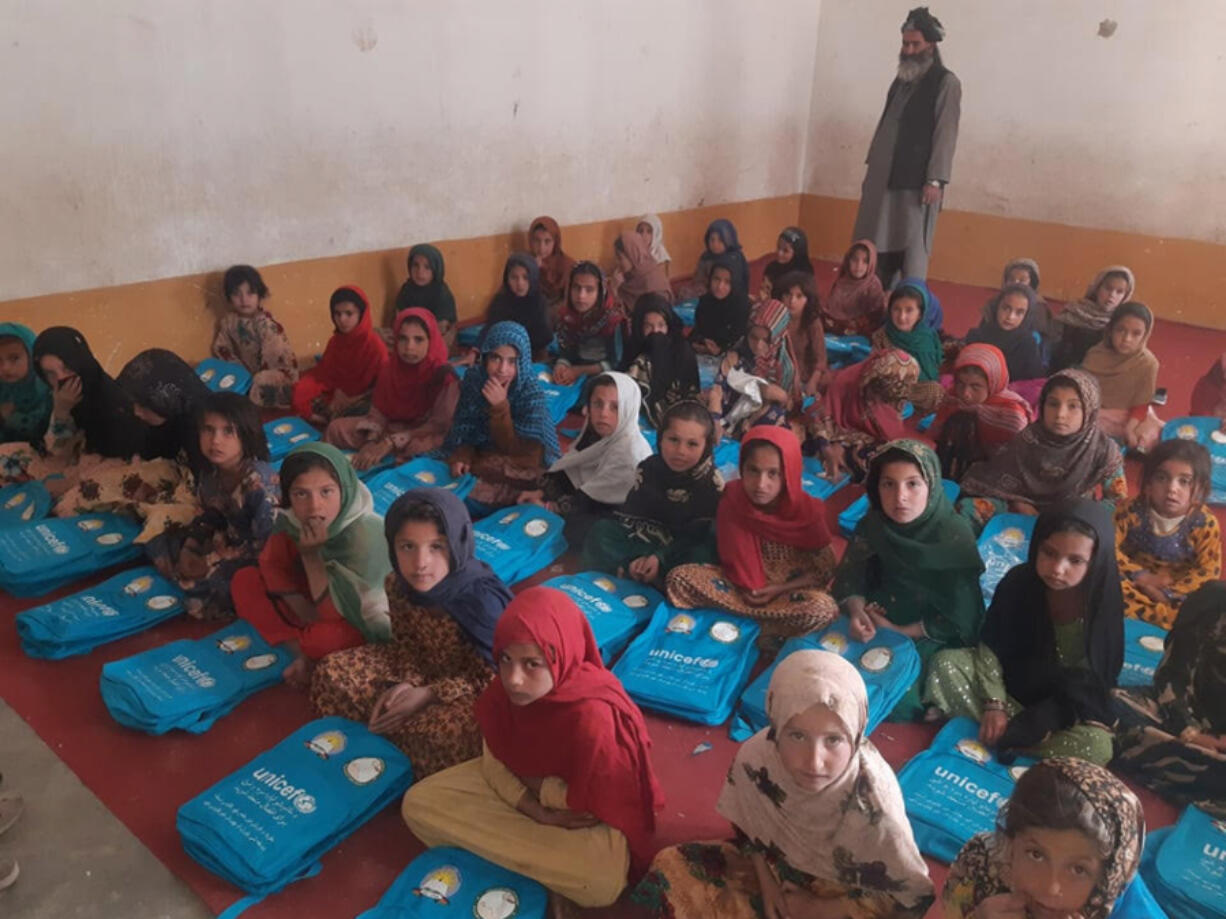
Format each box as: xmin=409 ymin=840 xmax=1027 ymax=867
xmin=853 ymin=7 xmax=961 ymax=288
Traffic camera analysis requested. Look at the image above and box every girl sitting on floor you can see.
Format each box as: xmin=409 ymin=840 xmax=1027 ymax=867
xmin=872 ymin=280 xmax=945 ymax=411
xmin=926 ymin=500 xmax=1122 ymax=765
xmin=520 ymin=372 xmax=652 ymax=544
xmin=583 ymin=400 xmax=722 ymax=584
xmin=964 ymin=282 xmax=1048 ymax=390
xmin=444 ymin=321 xmax=560 ymax=510
xmin=325 ymin=308 xmax=459 ymax=471
xmin=1051 ymin=264 xmax=1135 ymax=372
xmin=211 ymin=264 xmax=299 ymax=409
xmin=392 ymin=243 xmax=457 ymax=348
xmin=1081 ymin=300 xmax=1163 ymax=452
xmin=1113 ymin=581 xmax=1226 ymax=813
xmin=824 ymin=239 xmax=885 ymax=338
xmin=311 ymin=488 xmax=511 ymax=778
xmin=690 ymin=256 xmax=750 ymax=357
xmin=958 ymin=370 xmax=1127 ymax=532
xmin=477 ymin=253 xmax=553 ymax=360
xmin=774 ymin=270 xmax=827 ymax=397
xmin=620 ymin=293 xmax=699 ymax=427
xmin=943 ymin=758 xmax=1144 ymax=919
xmin=609 ymin=230 xmax=672 ymax=315
xmin=1000 ymin=255 xmax=1052 ymax=336
xmin=638 ymin=650 xmax=934 ymax=919
xmin=0 ymin=327 xmax=151 ymax=485
xmin=635 ymin=213 xmax=672 ymax=276
xmin=805 ymin=348 xmax=918 ymax=482
xmin=553 ymin=261 xmax=620 ymax=387
xmin=666 ymin=425 xmax=838 ymax=637
xmin=145 ymin=392 xmax=278 ymax=620
xmin=833 ymin=439 xmax=984 ymax=721
xmin=931 ymin=343 xmax=1033 ymax=482
xmin=758 ymin=225 xmax=815 ymax=302
xmin=681 ymin=218 xmax=750 ymax=300
xmin=529 ymin=216 xmax=576 ymax=310
xmin=401 ymin=587 xmax=664 ymax=910
xmin=232 ymin=442 xmax=390 ymax=687
xmin=0 ymin=323 xmax=51 ymax=446
xmin=1115 ymin=438 xmax=1221 ymax=630
xmin=708 ymin=299 xmax=800 ymax=440
xmin=291 ymin=286 xmax=386 ymax=426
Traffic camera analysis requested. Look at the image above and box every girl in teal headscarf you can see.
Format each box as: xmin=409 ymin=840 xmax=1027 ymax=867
xmin=0 ymin=323 xmax=51 ymax=444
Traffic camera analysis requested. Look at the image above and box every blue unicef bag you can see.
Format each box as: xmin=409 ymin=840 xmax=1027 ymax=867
xmin=1146 ymin=806 xmax=1226 ymax=918
xmin=0 ymin=480 xmax=52 ymax=527
xmin=542 ymin=572 xmax=663 ymax=664
xmin=824 ymin=335 xmax=872 ymax=369
xmin=531 ymin=364 xmax=585 ymax=426
xmin=367 ymin=458 xmax=477 ymax=517
xmin=1109 ymin=873 xmax=1169 ymax=919
xmin=0 ymin=513 xmax=143 ymax=597
xmin=356 ymin=847 xmax=548 ymax=919
xmin=713 ymin=438 xmax=740 ymax=481
xmin=16 ymin=566 xmax=184 ymax=659
xmin=839 ymin=479 xmax=959 ymax=539
xmin=263 ymin=417 xmax=322 ymax=460
xmin=1163 ymin=416 xmax=1226 ymax=503
xmin=473 ymin=506 xmax=567 ymax=585
xmin=100 ymin=620 xmax=292 ymax=735
xmin=896 ymin=717 xmax=1036 ymax=862
xmin=729 ymin=617 xmax=921 ymax=742
xmin=800 ymin=457 xmax=849 ymax=501
xmin=1120 ymin=618 xmax=1168 ymax=688
xmin=977 ymin=513 xmax=1036 ymax=604
xmin=177 ymin=717 xmax=413 ymax=909
xmin=196 ymin=358 xmax=253 ymax=395
xmin=612 ymin=605 xmax=760 ymax=725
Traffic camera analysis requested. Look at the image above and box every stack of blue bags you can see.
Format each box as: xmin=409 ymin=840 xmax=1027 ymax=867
xmin=473 ymin=506 xmax=567 ymax=584
xmin=1120 ymin=617 xmax=1168 ymax=688
xmin=177 ymin=717 xmax=413 ymax=902
xmin=897 ymin=718 xmax=1036 ymax=862
xmin=100 ymin=620 xmax=291 ymax=734
xmin=367 ymin=458 xmax=476 ymax=517
xmin=541 ymin=572 xmax=663 ymax=663
xmin=1140 ymin=805 xmax=1226 ymax=918
xmin=838 ymin=479 xmax=959 ymax=539
xmin=195 ymin=358 xmax=252 ymax=395
xmin=977 ymin=513 xmax=1035 ymax=604
xmin=263 ymin=417 xmax=321 ymax=460
xmin=531 ymin=363 xmax=585 ymax=426
xmin=729 ymin=618 xmax=920 ymax=741
xmin=1162 ymin=416 xmax=1226 ymax=504
xmin=16 ymin=566 xmax=184 ymax=659
xmin=0 ymin=480 xmax=52 ymax=527
xmin=0 ymin=513 xmax=143 ymax=597
xmin=613 ymin=605 xmax=760 ymax=725
xmin=357 ymin=847 xmax=547 ymax=919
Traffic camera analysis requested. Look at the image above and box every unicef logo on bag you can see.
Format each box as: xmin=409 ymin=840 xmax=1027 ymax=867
xmin=77 ymin=518 xmax=104 ymax=531
xmin=523 ymin=518 xmax=549 ymax=538
xmin=293 ymin=793 xmax=316 ymax=814
xmin=995 ymin=527 xmax=1026 ymax=550
xmin=593 ymin=577 xmax=616 ymax=592
xmin=1009 ymin=765 xmax=1029 ymax=781
xmin=217 ymin=634 xmax=252 ymax=654
xmin=1138 ymin=634 xmax=1165 ymax=652
xmin=954 ymin=738 xmax=992 ymax=765
xmin=123 ymin=575 xmax=153 ymax=596
xmin=709 ymin=621 xmax=741 ymax=644
xmin=666 ymin=613 xmax=696 ymax=634
xmin=243 ymin=653 xmax=278 ymax=671
xmin=273 ymin=423 xmax=293 ymax=435
xmin=1176 ymin=424 xmax=1199 ymax=441
xmin=413 ymin=865 xmax=462 ymax=903
xmin=860 ymin=647 xmax=893 ymax=673
xmin=146 ymin=595 xmax=179 ymax=611
xmin=218 ymin=374 xmax=236 ymax=390
xmin=305 ymin=729 xmax=347 ymax=759
xmin=819 ymin=632 xmax=848 ymax=655
xmin=4 ymin=491 xmax=25 ymax=509
xmin=624 ymin=594 xmax=649 ymax=609
xmin=200 ymin=368 xmax=216 ymax=382
xmin=96 ymin=533 xmax=124 ymax=546
xmin=343 ymin=756 xmax=386 ymax=786
xmin=476 ymin=887 xmax=520 ymax=919
xmin=413 ymin=470 xmax=437 ymax=484
xmin=498 ymin=512 xmax=520 ymax=525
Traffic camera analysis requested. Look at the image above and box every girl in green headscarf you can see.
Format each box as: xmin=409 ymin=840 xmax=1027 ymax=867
xmin=870 ymin=283 xmax=946 ymax=412
xmin=0 ymin=323 xmax=51 ymax=444
xmin=232 ymin=442 xmax=391 ymax=687
xmin=831 ymin=439 xmax=984 ymax=720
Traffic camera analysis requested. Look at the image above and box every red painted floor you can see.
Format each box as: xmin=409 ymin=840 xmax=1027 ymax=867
xmin=0 ymin=264 xmax=1216 ymax=918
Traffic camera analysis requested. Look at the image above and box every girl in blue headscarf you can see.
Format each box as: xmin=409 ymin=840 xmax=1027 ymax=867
xmin=0 ymin=323 xmax=51 ymax=445
xmin=444 ymin=321 xmax=560 ymax=509
xmin=681 ymin=218 xmax=750 ymax=299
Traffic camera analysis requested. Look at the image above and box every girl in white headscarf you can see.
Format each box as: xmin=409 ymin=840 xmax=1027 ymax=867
xmin=635 ymin=650 xmax=934 ymax=918
xmin=636 ymin=214 xmax=673 ymax=275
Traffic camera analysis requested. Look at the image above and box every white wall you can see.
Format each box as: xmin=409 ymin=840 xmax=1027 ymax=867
xmin=805 ymin=0 xmax=1226 ymax=244
xmin=0 ymin=0 xmax=821 ymax=301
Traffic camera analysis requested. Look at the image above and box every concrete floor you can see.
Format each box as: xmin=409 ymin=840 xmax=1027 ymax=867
xmin=0 ymin=700 xmax=211 ymax=919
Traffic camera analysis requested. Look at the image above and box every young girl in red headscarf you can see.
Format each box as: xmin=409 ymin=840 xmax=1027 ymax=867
xmin=292 ymin=286 xmax=388 ymax=425
xmin=401 ymin=586 xmax=664 ymax=910
xmin=665 ymin=425 xmax=838 ymax=637
xmin=323 ymin=308 xmax=459 ymax=471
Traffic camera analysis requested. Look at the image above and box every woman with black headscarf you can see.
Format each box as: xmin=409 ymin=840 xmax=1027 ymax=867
xmin=620 ymin=293 xmax=699 ymax=427
xmin=116 ymin=348 xmax=212 ymax=469
xmin=476 ymin=253 xmax=553 ymax=359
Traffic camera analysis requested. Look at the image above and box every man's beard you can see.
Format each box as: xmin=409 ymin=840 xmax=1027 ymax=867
xmin=896 ymin=49 xmax=935 ymax=83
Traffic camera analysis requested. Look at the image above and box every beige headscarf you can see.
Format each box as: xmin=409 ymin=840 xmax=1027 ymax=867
xmin=1079 ymin=301 xmax=1159 ymax=410
xmin=1057 ymin=265 xmax=1136 ymax=331
xmin=717 ymin=650 xmax=934 ymax=913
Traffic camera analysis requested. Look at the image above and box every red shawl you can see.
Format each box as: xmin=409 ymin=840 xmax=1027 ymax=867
xmin=475 ymin=587 xmax=664 ymax=871
xmin=313 ymin=286 xmax=388 ymax=397
xmin=825 ymin=349 xmax=914 ymax=442
xmin=372 ymin=308 xmax=454 ymax=422
xmin=933 ymin=343 xmax=1033 ymax=451
xmin=716 ymin=426 xmax=833 ymax=591
xmin=529 ymin=215 xmax=576 ymax=302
